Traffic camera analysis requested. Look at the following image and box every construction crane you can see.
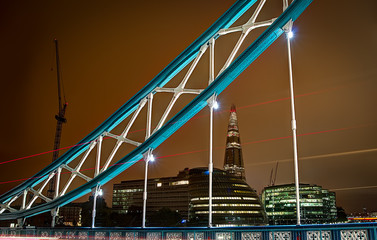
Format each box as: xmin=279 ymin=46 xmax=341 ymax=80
xmin=269 ymin=161 xmax=279 ymax=186
xmin=47 ymin=39 xmax=68 ymax=199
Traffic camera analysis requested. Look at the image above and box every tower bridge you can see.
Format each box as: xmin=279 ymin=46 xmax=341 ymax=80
xmin=1 ymin=0 xmax=376 ymax=239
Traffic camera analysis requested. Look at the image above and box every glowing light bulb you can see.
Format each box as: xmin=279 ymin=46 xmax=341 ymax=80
xmin=288 ymin=31 xmax=294 ymax=39
xmin=213 ymin=101 xmax=219 ymax=109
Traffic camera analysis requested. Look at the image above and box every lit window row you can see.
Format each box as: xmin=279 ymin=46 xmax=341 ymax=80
xmin=232 ymin=184 xmax=248 ymax=188
xmin=265 ymin=186 xmax=321 ymax=193
xmin=191 ymin=197 xmax=243 ymax=201
xmin=233 ymin=190 xmax=251 ymax=194
xmin=266 ymin=191 xmax=321 ymax=196
xmin=267 ymin=211 xmax=295 ymax=216
xmin=115 ymin=189 xmax=143 ymax=193
xmin=242 ymin=197 xmax=257 ymax=200
xmin=170 ymin=180 xmax=189 ymax=186
xmin=193 ymin=203 xmax=261 ymax=208
xmin=301 ymin=203 xmax=323 ymax=207
xmin=267 ymin=199 xmax=323 ymax=203
xmin=195 ymin=211 xmax=260 ymax=214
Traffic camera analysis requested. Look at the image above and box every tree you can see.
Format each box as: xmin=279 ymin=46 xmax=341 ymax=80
xmin=148 ymin=207 xmax=183 ymax=227
xmin=336 ymin=207 xmax=348 ymax=222
xmin=81 ymin=196 xmax=111 ymax=227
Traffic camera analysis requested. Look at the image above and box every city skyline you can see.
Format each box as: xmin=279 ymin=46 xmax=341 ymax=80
xmin=0 ymin=0 xmax=377 ymax=215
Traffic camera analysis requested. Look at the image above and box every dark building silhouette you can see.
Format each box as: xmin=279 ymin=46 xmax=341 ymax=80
xmin=59 ymin=202 xmax=83 ymax=226
xmin=113 ymin=168 xmax=190 ymax=220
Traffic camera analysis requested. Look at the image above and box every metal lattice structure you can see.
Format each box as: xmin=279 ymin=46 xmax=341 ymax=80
xmin=0 ymin=0 xmax=313 ymax=221
xmin=1 ymin=223 xmax=377 ymax=239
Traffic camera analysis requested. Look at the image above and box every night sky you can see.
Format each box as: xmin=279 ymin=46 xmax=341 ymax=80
xmin=1 ymin=0 xmax=377 ymax=215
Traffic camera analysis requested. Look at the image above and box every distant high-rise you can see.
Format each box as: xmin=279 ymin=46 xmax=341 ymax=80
xmin=224 ymin=104 xmax=245 ymax=180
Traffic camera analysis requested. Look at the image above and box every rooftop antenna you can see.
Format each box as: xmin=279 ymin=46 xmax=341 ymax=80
xmin=272 ymin=161 xmax=279 ymax=186
xmin=269 ymin=168 xmax=274 ymax=186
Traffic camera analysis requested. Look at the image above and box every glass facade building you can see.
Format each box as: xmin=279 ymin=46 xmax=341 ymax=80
xmin=261 ymin=184 xmax=337 ymax=225
xmin=112 ymin=168 xmax=267 ymax=226
xmin=188 ymin=168 xmax=267 ymax=226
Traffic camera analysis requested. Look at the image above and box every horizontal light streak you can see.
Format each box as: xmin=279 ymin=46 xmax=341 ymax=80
xmin=0 ymin=87 xmax=340 ymax=166
xmin=246 ymin=147 xmax=377 ymax=167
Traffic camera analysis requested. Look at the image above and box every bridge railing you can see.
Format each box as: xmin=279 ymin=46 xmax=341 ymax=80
xmin=1 ymin=223 xmax=376 ymax=240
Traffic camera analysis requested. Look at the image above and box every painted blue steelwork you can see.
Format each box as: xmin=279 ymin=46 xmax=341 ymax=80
xmin=0 ymin=0 xmax=257 ymax=204
xmin=0 ymin=0 xmax=313 ymax=220
xmin=1 ymin=223 xmax=377 ymax=239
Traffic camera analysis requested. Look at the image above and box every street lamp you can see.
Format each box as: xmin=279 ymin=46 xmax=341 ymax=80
xmin=91 ymin=185 xmax=102 ymax=228
xmin=287 ymin=30 xmax=294 ymax=39
xmin=283 ymin=18 xmax=301 ymax=225
xmin=207 ymin=95 xmax=218 ymax=227
xmin=142 ymin=149 xmax=154 ymax=228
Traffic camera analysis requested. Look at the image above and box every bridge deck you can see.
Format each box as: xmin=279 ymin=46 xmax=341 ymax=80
xmin=1 ymin=223 xmax=376 ymax=239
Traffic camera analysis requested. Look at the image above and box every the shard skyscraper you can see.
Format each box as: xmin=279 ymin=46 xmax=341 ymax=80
xmin=223 ymin=104 xmax=246 ymax=180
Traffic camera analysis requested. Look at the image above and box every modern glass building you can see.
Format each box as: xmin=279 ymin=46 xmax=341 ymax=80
xmin=322 ymin=189 xmax=337 ymax=222
xmin=261 ymin=184 xmax=337 ymax=225
xmin=112 ymin=167 xmax=267 ymax=226
xmin=188 ymin=168 xmax=267 ymax=226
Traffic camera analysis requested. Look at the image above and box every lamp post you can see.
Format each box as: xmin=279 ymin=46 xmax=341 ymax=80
xmin=91 ymin=185 xmax=102 ymax=228
xmin=207 ymin=95 xmax=218 ymax=227
xmin=142 ymin=149 xmax=154 ymax=228
xmin=284 ymin=18 xmax=301 ymax=225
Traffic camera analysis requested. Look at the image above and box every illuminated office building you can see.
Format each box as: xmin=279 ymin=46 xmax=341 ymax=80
xmin=188 ymin=168 xmax=267 ymax=226
xmin=112 ymin=167 xmax=267 ymax=226
xmin=261 ymin=184 xmax=337 ymax=225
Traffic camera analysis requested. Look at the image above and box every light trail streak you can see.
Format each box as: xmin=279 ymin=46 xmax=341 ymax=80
xmin=245 ymin=148 xmax=377 ymax=167
xmin=0 ymin=87 xmax=346 ymax=166
xmin=1 ymin=141 xmax=376 ymax=186
xmin=330 ymin=185 xmax=377 ymax=192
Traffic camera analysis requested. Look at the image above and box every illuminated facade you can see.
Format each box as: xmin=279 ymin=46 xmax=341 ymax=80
xmin=224 ymin=104 xmax=245 ymax=180
xmin=261 ymin=184 xmax=337 ymax=225
xmin=112 ymin=167 xmax=267 ymax=226
xmin=188 ymin=168 xmax=267 ymax=226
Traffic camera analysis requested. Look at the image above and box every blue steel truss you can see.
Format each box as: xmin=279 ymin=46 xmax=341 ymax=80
xmin=0 ymin=0 xmax=313 ymax=220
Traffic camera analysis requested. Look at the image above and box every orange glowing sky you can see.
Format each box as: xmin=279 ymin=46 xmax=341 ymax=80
xmin=0 ymin=0 xmax=377 ymax=214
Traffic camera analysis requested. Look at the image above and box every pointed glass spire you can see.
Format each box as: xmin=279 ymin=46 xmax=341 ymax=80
xmin=223 ymin=104 xmax=245 ymax=180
